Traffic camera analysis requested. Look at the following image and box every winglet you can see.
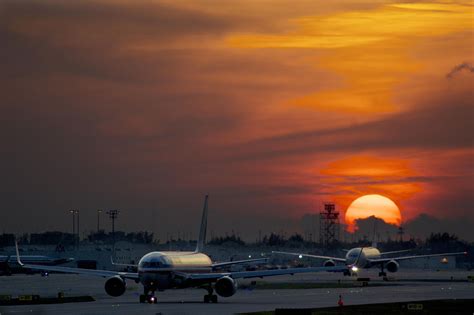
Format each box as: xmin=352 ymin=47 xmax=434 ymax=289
xmin=195 ymin=195 xmax=209 ymax=253
xmin=15 ymin=240 xmax=24 ymax=266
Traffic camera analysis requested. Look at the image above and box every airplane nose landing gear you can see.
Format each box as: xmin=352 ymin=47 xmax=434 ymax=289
xmin=140 ymin=287 xmax=158 ymax=304
xmin=139 ymin=294 xmax=158 ymax=304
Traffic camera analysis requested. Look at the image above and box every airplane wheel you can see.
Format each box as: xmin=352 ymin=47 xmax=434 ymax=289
xmin=211 ymin=295 xmax=218 ymax=303
xmin=139 ymin=294 xmax=146 ymax=303
xmin=379 ymin=272 xmax=387 ymax=277
xmin=204 ymin=295 xmax=210 ymax=303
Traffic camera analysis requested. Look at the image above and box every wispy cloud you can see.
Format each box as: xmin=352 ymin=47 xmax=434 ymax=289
xmin=446 ymin=62 xmax=474 ymax=79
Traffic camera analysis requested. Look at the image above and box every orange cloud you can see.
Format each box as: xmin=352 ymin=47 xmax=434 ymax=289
xmin=321 ymin=155 xmax=414 ymax=178
xmin=319 ymin=155 xmax=421 ymax=226
xmin=227 ymin=2 xmax=473 ymax=113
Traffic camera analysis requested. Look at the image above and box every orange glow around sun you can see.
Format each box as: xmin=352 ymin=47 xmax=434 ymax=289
xmin=345 ymin=194 xmax=402 ymax=231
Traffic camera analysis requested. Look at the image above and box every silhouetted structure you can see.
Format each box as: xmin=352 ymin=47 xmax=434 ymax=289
xmin=319 ymin=203 xmax=340 ymax=247
xmin=97 ymin=209 xmax=103 ymax=234
xmin=69 ymin=209 xmax=79 ymax=248
xmin=107 ymin=210 xmax=119 ymax=249
xmin=398 ymin=226 xmax=405 ymax=242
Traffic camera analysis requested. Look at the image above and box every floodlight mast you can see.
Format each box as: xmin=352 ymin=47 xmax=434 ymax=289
xmin=106 ymin=210 xmax=120 ymax=249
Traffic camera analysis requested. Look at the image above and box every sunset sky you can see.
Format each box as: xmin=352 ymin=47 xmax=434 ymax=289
xmin=1 ymin=0 xmax=473 ymax=240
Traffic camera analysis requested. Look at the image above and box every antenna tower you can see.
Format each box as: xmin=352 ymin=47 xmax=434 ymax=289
xmin=319 ymin=203 xmax=340 ymax=247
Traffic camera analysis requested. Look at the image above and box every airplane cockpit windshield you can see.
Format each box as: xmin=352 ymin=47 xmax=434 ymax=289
xmin=139 ymin=255 xmax=169 ymax=268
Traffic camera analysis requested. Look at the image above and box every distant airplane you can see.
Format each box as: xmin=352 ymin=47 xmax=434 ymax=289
xmin=273 ymin=245 xmax=467 ymax=277
xmin=0 ymin=255 xmax=74 ymax=276
xmin=16 ymin=195 xmax=348 ymax=303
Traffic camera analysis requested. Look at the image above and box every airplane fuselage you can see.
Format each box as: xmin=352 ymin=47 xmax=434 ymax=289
xmin=345 ymin=247 xmax=381 ymax=268
xmin=137 ymin=251 xmax=212 ymax=291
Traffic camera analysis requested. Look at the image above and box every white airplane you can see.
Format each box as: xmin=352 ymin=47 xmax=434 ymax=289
xmin=1 ymin=255 xmax=74 ymax=276
xmin=274 ymin=245 xmax=467 ymax=277
xmin=16 ymin=195 xmax=349 ymax=303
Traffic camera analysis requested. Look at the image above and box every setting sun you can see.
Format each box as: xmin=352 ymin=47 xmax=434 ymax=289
xmin=345 ymin=194 xmax=402 ymax=230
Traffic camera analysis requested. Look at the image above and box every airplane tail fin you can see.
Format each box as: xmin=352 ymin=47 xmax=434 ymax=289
xmin=195 ymin=195 xmax=209 ymax=253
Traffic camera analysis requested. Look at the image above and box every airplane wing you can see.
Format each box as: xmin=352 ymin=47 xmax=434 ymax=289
xmin=18 ymin=264 xmax=139 ymax=280
xmin=182 ymin=265 xmax=349 ymax=281
xmin=211 ymin=258 xmax=268 ymax=269
xmin=272 ymin=251 xmax=346 ymax=263
xmin=379 ymin=249 xmax=413 ymax=256
xmin=111 ymin=256 xmax=138 ymax=268
xmin=369 ymin=251 xmax=467 ymax=264
xmin=15 ymin=242 xmax=139 ymax=280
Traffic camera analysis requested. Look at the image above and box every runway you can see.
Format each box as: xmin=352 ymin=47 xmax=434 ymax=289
xmin=0 ymin=269 xmax=472 ymax=314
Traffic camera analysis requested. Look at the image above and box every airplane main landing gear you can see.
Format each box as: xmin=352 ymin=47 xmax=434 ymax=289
xmin=203 ymin=285 xmax=218 ymax=303
xmin=379 ymin=263 xmax=387 ymax=277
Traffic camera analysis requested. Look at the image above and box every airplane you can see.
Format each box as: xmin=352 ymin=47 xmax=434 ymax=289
xmin=15 ymin=195 xmax=349 ymax=303
xmin=0 ymin=255 xmax=74 ymax=276
xmin=273 ymin=245 xmax=467 ymax=277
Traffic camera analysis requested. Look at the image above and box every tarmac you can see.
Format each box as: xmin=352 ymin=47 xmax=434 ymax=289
xmin=0 ymin=269 xmax=472 ymax=315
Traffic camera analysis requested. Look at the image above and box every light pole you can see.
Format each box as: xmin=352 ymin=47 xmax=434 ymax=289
xmin=106 ymin=210 xmax=119 ymax=250
xmin=69 ymin=209 xmax=79 ymax=248
xmin=69 ymin=210 xmax=75 ymax=247
xmin=76 ymin=209 xmax=80 ymax=249
xmin=97 ymin=209 xmax=102 ymax=234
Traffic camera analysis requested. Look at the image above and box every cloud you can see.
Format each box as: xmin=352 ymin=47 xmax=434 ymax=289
xmin=0 ymin=0 xmax=240 ymax=81
xmin=354 ymin=216 xmax=399 ymax=241
xmin=446 ymin=62 xmax=474 ymax=79
xmin=237 ymin=93 xmax=473 ymax=160
xmin=405 ymin=213 xmax=474 ymax=241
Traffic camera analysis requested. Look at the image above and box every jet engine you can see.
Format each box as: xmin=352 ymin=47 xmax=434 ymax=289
xmin=215 ymin=276 xmax=237 ymax=297
xmin=386 ymin=260 xmax=399 ymax=273
xmin=323 ymin=260 xmax=335 ymax=267
xmin=104 ymin=276 xmax=126 ymax=297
